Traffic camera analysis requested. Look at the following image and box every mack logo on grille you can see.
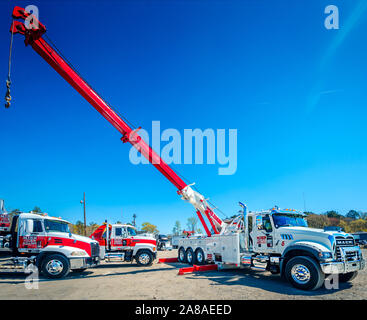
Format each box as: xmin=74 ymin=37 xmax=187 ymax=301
xmin=336 ymin=240 xmax=354 ymax=246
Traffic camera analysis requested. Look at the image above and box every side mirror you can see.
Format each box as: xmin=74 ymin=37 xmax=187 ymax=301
xmin=25 ymin=219 xmax=34 ymax=233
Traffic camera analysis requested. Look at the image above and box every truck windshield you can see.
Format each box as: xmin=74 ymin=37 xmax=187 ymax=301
xmin=127 ymin=227 xmax=137 ymax=236
xmin=44 ymin=220 xmax=70 ymax=233
xmin=272 ymin=214 xmax=308 ymax=228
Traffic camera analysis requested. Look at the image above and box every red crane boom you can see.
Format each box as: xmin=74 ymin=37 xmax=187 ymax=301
xmin=8 ymin=6 xmax=226 ymax=236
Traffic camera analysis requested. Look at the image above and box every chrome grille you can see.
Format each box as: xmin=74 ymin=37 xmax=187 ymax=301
xmin=335 ymin=236 xmax=356 ymax=261
xmin=91 ymin=242 xmax=100 ymax=258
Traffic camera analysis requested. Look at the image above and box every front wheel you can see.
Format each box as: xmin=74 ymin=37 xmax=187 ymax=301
xmin=339 ymin=271 xmax=358 ymax=282
xmin=135 ymin=250 xmax=153 ymax=266
xmin=41 ymin=254 xmax=70 ymax=279
xmin=285 ymin=256 xmax=325 ymax=290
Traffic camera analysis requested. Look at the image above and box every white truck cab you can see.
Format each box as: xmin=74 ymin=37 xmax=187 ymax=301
xmin=0 ymin=212 xmax=100 ymax=278
xmin=178 ymin=206 xmax=365 ymax=290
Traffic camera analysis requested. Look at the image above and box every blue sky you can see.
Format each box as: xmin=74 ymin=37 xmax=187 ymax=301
xmin=1 ymin=0 xmax=366 ymax=233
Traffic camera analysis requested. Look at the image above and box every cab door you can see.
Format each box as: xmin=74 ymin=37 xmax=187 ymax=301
xmin=250 ymin=214 xmax=275 ymax=253
xmin=18 ymin=218 xmax=46 ymax=253
xmin=110 ymin=226 xmax=124 ymax=250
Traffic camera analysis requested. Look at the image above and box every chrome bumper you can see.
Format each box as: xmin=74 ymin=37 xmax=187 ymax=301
xmin=320 ymin=246 xmax=365 ymax=274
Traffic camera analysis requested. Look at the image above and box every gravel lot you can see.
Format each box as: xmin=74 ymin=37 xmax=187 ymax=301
xmin=0 ymin=249 xmax=366 ymax=300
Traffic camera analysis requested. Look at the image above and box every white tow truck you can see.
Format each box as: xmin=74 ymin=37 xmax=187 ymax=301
xmin=178 ymin=204 xmax=365 ymax=290
xmin=0 ymin=212 xmax=100 ymax=278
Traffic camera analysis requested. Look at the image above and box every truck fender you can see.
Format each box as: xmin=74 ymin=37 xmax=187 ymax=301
xmin=280 ymin=242 xmax=330 ymax=276
xmin=39 ymin=245 xmax=89 ymax=261
xmin=133 ymin=243 xmax=156 ymax=257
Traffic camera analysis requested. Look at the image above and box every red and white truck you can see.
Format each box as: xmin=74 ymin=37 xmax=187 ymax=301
xmin=90 ymin=222 xmax=157 ymax=266
xmin=0 ymin=212 xmax=100 ymax=278
xmin=0 ymin=200 xmax=10 ymax=235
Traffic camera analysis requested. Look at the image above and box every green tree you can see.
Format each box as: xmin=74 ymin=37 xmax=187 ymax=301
xmin=172 ymin=220 xmax=181 ymax=235
xmin=187 ymin=216 xmax=198 ymax=232
xmin=32 ymin=206 xmax=42 ymax=213
xmin=346 ymin=210 xmax=360 ymax=220
xmin=349 ymin=219 xmax=367 ymax=233
xmin=73 ymin=220 xmax=84 ymax=235
xmin=141 ymin=222 xmax=159 ymax=234
xmin=325 ymin=210 xmax=341 ymax=219
xmin=306 ymin=214 xmax=329 ymax=229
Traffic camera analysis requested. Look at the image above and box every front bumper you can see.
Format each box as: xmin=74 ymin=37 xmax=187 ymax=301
xmin=70 ymin=256 xmax=100 ymax=270
xmin=320 ymin=246 xmax=365 ymax=274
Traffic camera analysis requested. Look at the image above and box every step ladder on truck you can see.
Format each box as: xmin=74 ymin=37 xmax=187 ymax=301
xmin=5 ymin=6 xmax=365 ymax=289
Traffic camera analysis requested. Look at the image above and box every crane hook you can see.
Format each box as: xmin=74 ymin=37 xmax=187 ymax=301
xmin=5 ymin=78 xmax=11 ymax=108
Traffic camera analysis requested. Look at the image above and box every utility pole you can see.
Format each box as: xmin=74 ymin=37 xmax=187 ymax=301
xmin=80 ymin=192 xmax=86 ymax=236
xmin=132 ymin=214 xmax=136 ymax=227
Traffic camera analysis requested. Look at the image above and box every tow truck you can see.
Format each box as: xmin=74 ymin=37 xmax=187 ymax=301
xmin=90 ymin=222 xmax=157 ymax=266
xmin=6 ymin=6 xmax=365 ymax=289
xmin=0 ymin=211 xmax=100 ymax=278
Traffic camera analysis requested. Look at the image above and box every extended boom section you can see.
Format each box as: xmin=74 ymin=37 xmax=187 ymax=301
xmin=9 ymin=6 xmax=226 ymax=236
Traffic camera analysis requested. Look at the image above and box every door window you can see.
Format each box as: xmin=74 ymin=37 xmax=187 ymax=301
xmin=262 ymin=215 xmax=273 ymax=233
xmin=115 ymin=227 xmax=123 ymax=237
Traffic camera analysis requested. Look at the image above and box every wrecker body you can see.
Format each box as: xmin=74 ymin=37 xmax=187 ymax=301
xmin=91 ymin=223 xmax=156 ymax=266
xmin=178 ymin=205 xmax=365 ymax=290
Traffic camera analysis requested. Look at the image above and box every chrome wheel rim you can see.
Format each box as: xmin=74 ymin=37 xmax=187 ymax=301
xmin=187 ymin=251 xmax=193 ymax=263
xmin=46 ymin=259 xmax=64 ymax=275
xmin=197 ymin=251 xmax=203 ymax=263
xmin=291 ymin=264 xmax=311 ymax=284
xmin=138 ymin=253 xmax=150 ymax=265
xmin=179 ymin=250 xmax=185 ymax=261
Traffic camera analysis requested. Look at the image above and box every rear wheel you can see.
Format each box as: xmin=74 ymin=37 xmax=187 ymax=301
xmin=41 ymin=254 xmax=70 ymax=279
xmin=285 ymin=256 xmax=324 ymax=290
xmin=195 ymin=248 xmax=205 ymax=265
xmin=186 ymin=248 xmax=194 ymax=265
xmin=135 ymin=250 xmax=153 ymax=266
xmin=178 ymin=247 xmax=186 ymax=263
xmin=339 ymin=271 xmax=358 ymax=282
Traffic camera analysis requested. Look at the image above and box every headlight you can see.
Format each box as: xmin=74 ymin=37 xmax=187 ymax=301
xmin=319 ymin=252 xmax=333 ymax=260
xmin=71 ymin=251 xmax=86 ymax=256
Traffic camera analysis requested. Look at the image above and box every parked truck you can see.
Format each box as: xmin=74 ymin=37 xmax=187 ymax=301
xmin=178 ymin=204 xmax=365 ymax=290
xmin=0 ymin=212 xmax=100 ymax=278
xmin=6 ymin=6 xmax=364 ymax=289
xmin=91 ymin=222 xmax=157 ymax=266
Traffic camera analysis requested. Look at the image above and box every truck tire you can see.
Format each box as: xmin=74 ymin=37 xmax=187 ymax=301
xmin=285 ymin=256 xmax=325 ymax=291
xmin=41 ymin=254 xmax=70 ymax=279
xmin=339 ymin=271 xmax=358 ymax=282
xmin=195 ymin=248 xmax=205 ymax=265
xmin=135 ymin=250 xmax=153 ymax=266
xmin=186 ymin=248 xmax=194 ymax=265
xmin=178 ymin=247 xmax=186 ymax=263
